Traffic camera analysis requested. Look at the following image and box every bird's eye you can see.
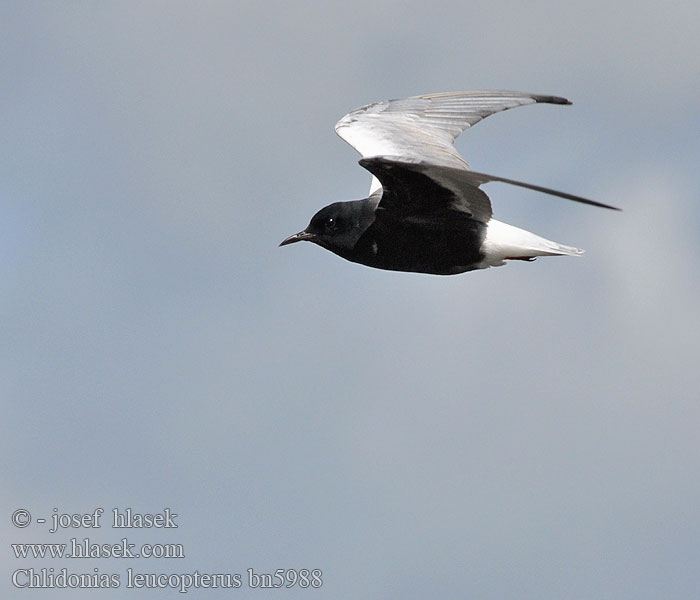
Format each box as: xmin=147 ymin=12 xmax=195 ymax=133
xmin=325 ymin=217 xmax=337 ymax=231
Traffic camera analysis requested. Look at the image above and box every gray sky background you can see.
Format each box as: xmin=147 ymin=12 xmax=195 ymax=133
xmin=2 ymin=2 xmax=699 ymax=598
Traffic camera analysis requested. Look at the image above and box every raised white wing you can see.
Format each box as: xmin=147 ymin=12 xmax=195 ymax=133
xmin=335 ymin=91 xmax=571 ymax=194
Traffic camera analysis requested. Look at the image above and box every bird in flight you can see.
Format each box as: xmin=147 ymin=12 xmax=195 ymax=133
xmin=280 ymin=91 xmax=619 ymax=275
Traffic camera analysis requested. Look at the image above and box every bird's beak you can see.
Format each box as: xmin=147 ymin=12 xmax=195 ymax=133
xmin=279 ymin=230 xmax=316 ymax=247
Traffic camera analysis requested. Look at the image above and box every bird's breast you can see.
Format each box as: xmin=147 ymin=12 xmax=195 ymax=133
xmin=351 ymin=214 xmax=487 ymax=275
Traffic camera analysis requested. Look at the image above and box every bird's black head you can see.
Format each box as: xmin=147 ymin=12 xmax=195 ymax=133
xmin=280 ymin=199 xmax=376 ymax=257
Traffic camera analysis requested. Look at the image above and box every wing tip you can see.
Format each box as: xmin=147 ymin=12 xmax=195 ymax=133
xmin=533 ymin=94 xmax=572 ymax=106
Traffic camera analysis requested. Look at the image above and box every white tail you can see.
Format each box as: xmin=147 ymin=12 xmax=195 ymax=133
xmin=479 ymin=219 xmax=584 ymax=268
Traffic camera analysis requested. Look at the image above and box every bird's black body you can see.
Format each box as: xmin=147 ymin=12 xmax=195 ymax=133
xmin=351 ymin=206 xmax=486 ymax=274
xmin=281 ymin=158 xmax=489 ymax=274
xmin=353 ymin=157 xmax=488 ymax=273
xmin=281 ymin=195 xmax=486 ymax=275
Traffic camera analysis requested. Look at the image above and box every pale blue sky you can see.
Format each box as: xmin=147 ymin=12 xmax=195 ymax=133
xmin=2 ymin=2 xmax=699 ymax=598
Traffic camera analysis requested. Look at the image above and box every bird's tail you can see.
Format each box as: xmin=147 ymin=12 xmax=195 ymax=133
xmin=480 ymin=219 xmax=583 ymax=267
